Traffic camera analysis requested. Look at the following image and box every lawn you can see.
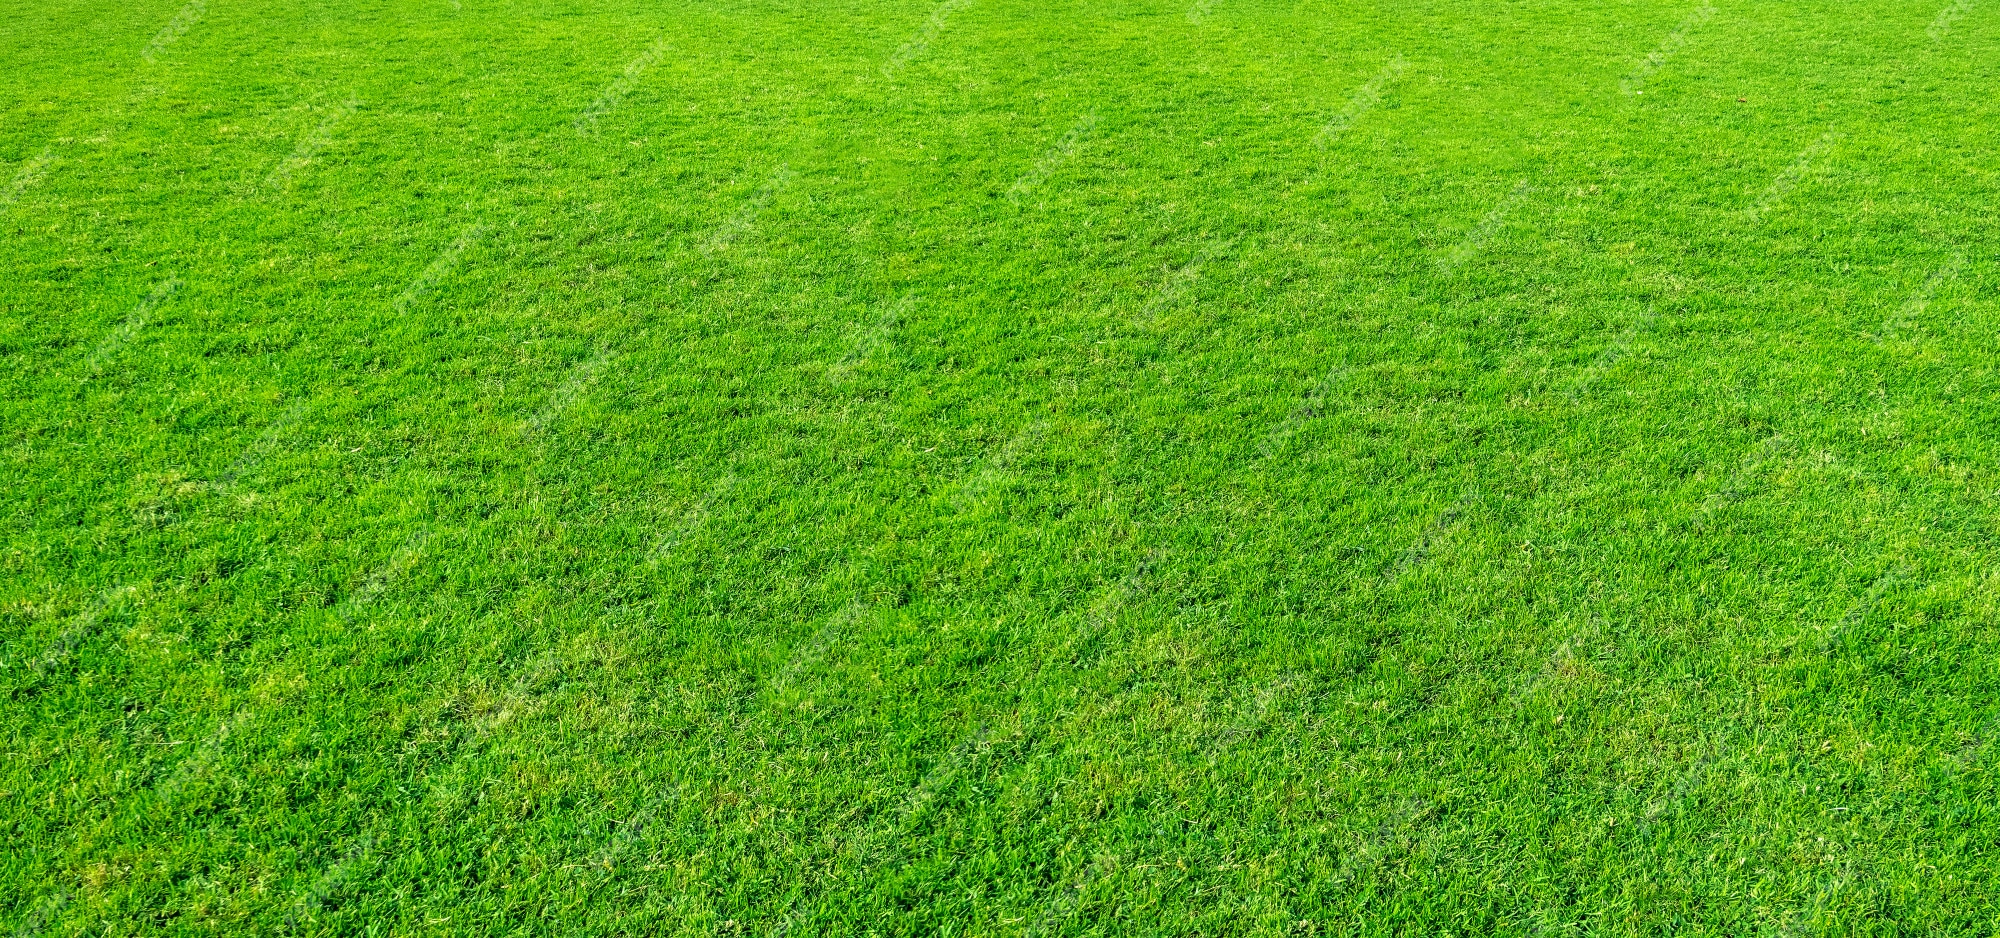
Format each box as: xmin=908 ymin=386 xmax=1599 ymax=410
xmin=3 ymin=0 xmax=1999 ymax=932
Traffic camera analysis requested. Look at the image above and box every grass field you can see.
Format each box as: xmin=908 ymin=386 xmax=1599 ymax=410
xmin=5 ymin=0 xmax=2000 ymax=932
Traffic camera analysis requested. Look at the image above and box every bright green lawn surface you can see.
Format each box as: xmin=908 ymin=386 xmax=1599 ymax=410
xmin=5 ymin=0 xmax=2000 ymax=932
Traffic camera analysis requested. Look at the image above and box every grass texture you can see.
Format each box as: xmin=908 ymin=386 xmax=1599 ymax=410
xmin=4 ymin=0 xmax=2000 ymax=933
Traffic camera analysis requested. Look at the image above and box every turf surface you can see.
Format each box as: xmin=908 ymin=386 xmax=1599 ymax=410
xmin=5 ymin=0 xmax=2000 ymax=932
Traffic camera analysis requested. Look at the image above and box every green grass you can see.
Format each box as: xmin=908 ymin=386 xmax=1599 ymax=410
xmin=5 ymin=0 xmax=2000 ymax=932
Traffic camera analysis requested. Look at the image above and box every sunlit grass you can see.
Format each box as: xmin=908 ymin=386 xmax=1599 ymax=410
xmin=4 ymin=0 xmax=1999 ymax=932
